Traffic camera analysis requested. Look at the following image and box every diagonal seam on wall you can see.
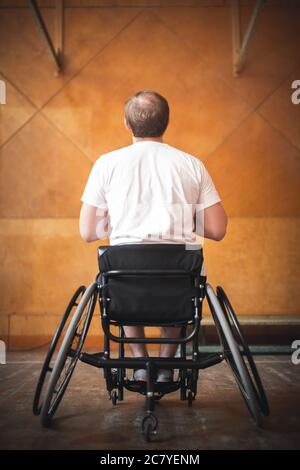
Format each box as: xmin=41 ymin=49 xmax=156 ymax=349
xmin=0 ymin=8 xmax=144 ymax=155
xmin=41 ymin=8 xmax=255 ymax=162
xmin=41 ymin=110 xmax=94 ymax=164
xmin=256 ymin=62 xmax=300 ymax=156
xmin=0 ymin=70 xmax=38 ymax=110
xmin=152 ymin=7 xmax=300 ymax=114
xmin=2 ymin=7 xmax=299 ymax=173
xmin=202 ymin=63 xmax=300 ymax=164
xmin=38 ymin=8 xmax=144 ymax=111
xmin=0 ymin=71 xmax=39 ymax=150
xmin=151 ymin=8 xmax=300 ymax=159
xmin=151 ymin=8 xmax=259 ymax=110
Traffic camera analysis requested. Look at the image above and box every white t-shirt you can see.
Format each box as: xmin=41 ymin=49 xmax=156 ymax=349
xmin=81 ymin=141 xmax=220 ymax=254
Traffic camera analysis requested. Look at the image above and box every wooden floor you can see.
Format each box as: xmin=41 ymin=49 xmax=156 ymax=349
xmin=0 ymin=351 xmax=300 ymax=450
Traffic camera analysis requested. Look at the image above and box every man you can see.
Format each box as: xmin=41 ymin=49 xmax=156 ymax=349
xmin=80 ymin=89 xmax=227 ymax=382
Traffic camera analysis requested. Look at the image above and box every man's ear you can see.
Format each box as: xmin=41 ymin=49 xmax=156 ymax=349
xmin=124 ymin=116 xmax=131 ymax=132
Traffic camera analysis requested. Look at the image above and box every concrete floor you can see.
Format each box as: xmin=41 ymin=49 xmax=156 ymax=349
xmin=0 ymin=351 xmax=299 ymax=450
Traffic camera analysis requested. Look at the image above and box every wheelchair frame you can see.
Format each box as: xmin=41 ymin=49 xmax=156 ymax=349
xmin=33 ymin=263 xmax=269 ymax=442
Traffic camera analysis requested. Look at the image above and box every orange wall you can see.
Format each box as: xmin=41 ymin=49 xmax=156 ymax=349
xmin=0 ymin=1 xmax=300 ymax=349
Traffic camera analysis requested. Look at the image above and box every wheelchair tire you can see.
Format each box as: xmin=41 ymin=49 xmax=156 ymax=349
xmin=142 ymin=413 xmax=158 ymax=442
xmin=206 ymin=284 xmax=263 ymax=427
xmin=216 ymin=286 xmax=270 ymax=417
xmin=110 ymin=390 xmax=117 ymax=406
xmin=187 ymin=390 xmax=194 ymax=407
xmin=143 ymin=421 xmax=153 ymax=442
xmin=40 ymin=282 xmax=97 ymax=427
xmin=33 ymin=286 xmax=86 ymax=416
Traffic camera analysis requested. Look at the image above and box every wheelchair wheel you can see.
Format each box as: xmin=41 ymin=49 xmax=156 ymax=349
xmin=110 ymin=390 xmax=118 ymax=406
xmin=216 ymin=286 xmax=270 ymax=417
xmin=187 ymin=390 xmax=194 ymax=407
xmin=40 ymin=282 xmax=97 ymax=427
xmin=142 ymin=413 xmax=158 ymax=442
xmin=33 ymin=286 xmax=86 ymax=416
xmin=206 ymin=284 xmax=263 ymax=427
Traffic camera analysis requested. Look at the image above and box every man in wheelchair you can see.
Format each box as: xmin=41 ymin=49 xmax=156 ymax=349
xmin=34 ymin=90 xmax=269 ymax=438
xmin=79 ymin=89 xmax=227 ymax=383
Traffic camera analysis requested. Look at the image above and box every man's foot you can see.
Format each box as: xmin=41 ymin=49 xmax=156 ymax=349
xmin=133 ymin=368 xmax=147 ymax=382
xmin=157 ymin=369 xmax=174 ymax=383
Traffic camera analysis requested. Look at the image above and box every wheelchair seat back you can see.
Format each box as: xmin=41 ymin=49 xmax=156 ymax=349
xmin=98 ymin=244 xmax=203 ymax=326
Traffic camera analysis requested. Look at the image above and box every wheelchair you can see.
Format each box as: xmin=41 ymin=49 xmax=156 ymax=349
xmin=33 ymin=244 xmax=269 ymax=442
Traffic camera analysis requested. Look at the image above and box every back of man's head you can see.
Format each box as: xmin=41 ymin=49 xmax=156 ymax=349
xmin=124 ymin=89 xmax=169 ymax=138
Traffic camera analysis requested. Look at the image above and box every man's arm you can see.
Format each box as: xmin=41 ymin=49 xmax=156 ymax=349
xmin=79 ymin=203 xmax=110 ymax=243
xmin=194 ymin=160 xmax=227 ymax=241
xmin=203 ymin=202 xmax=228 ymax=241
xmin=195 ymin=202 xmax=228 ymax=241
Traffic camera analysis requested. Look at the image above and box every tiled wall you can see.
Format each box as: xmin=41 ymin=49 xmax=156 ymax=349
xmin=0 ymin=1 xmax=300 ymax=348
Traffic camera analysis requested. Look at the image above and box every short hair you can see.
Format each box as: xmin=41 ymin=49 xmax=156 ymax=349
xmin=124 ymin=89 xmax=169 ymax=138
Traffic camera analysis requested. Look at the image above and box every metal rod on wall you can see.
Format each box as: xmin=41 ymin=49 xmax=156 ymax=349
xmin=55 ymin=0 xmax=64 ymax=67
xmin=232 ymin=0 xmax=265 ymax=77
xmin=28 ymin=0 xmax=64 ymax=74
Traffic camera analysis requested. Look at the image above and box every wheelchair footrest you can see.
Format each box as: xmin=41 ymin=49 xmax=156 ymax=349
xmin=79 ymin=352 xmax=223 ymax=370
xmin=125 ymin=380 xmax=180 ymax=397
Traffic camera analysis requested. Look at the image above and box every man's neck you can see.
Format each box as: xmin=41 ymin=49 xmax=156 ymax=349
xmin=132 ymin=136 xmax=164 ymax=144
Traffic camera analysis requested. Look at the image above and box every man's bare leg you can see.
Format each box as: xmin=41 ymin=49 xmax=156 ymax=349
xmin=159 ymin=326 xmax=181 ymax=357
xmin=122 ymin=325 xmax=148 ymax=357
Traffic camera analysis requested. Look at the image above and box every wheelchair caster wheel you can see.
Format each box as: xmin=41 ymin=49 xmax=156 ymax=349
xmin=110 ymin=390 xmax=117 ymax=406
xmin=142 ymin=413 xmax=158 ymax=442
xmin=118 ymin=387 xmax=124 ymax=401
xmin=188 ymin=390 xmax=194 ymax=407
xmin=143 ymin=421 xmax=155 ymax=442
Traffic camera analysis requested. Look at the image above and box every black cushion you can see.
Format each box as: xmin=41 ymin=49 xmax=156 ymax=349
xmin=98 ymin=244 xmax=203 ymax=325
